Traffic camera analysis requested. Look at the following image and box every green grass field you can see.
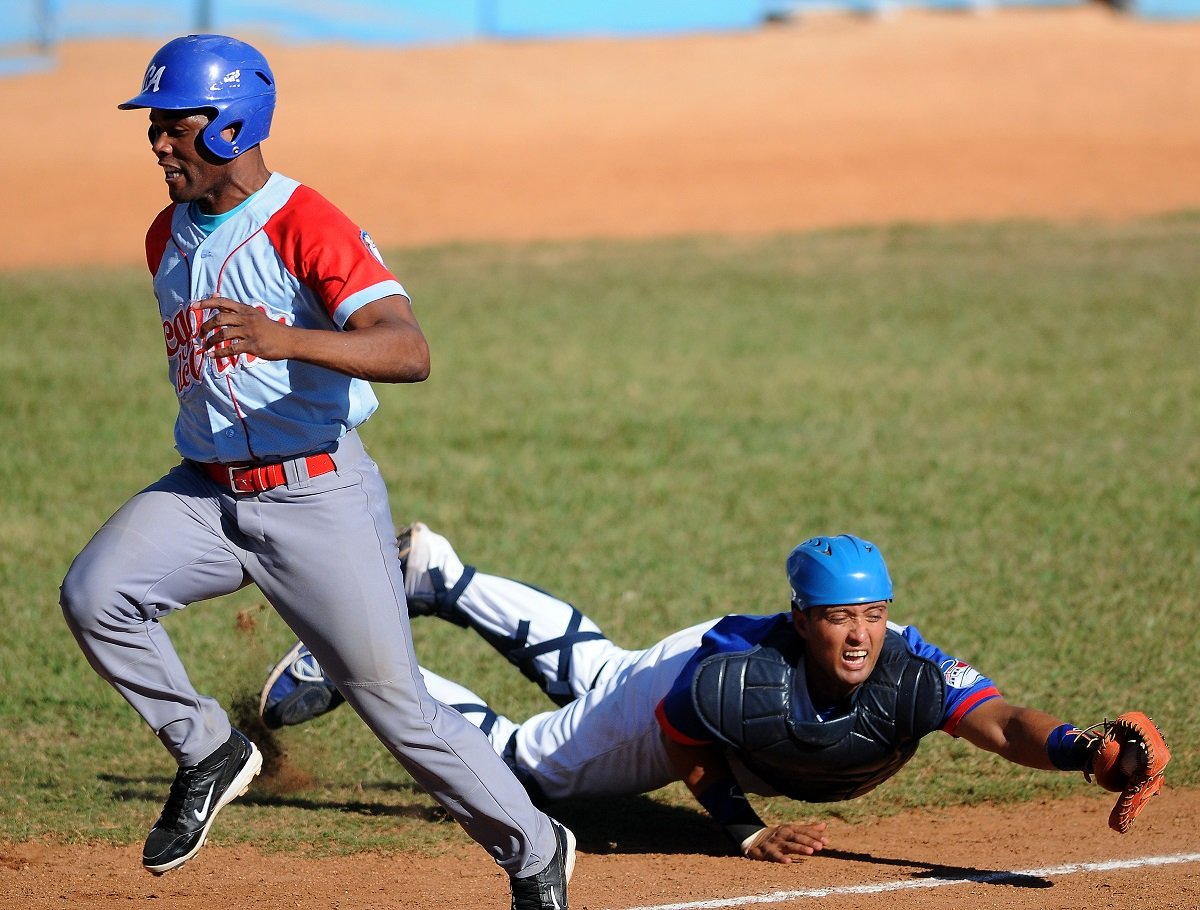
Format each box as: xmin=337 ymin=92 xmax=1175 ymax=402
xmin=1 ymin=216 xmax=1196 ymax=856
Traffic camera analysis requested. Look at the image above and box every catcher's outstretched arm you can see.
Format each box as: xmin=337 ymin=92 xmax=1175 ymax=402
xmin=955 ymin=700 xmax=1170 ymax=834
xmin=953 ymin=697 xmax=1084 ymax=770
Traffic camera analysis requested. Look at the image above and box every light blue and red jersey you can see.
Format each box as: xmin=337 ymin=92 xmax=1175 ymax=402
xmin=656 ymin=613 xmax=1000 ymax=745
xmin=145 ymin=172 xmax=407 ymax=463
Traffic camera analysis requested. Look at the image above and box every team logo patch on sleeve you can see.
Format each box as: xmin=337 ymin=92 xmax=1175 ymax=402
xmin=940 ymin=659 xmax=982 ymax=689
xmin=360 ymin=230 xmax=386 ymax=265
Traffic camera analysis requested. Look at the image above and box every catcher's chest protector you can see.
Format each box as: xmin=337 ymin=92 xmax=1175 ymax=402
xmin=691 ymin=627 xmax=945 ymax=802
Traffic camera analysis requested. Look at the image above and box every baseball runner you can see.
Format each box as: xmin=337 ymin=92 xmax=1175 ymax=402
xmin=58 ymin=35 xmax=574 ymax=909
xmin=263 ymin=524 xmax=1170 ymax=862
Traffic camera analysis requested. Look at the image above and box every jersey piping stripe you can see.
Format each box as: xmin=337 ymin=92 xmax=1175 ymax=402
xmin=212 ymin=227 xmax=269 ymax=461
xmin=213 ymin=226 xmax=267 ymax=296
xmin=942 ymin=685 xmax=1000 ymax=736
xmin=226 ymin=373 xmax=260 ymax=461
xmin=655 ymin=699 xmax=713 ymax=746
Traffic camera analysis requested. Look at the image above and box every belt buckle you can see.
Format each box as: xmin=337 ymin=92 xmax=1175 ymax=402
xmin=228 ymin=466 xmax=257 ymax=493
xmin=225 ymin=462 xmax=288 ymax=493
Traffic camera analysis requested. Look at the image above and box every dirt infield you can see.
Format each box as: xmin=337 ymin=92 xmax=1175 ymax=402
xmin=3 ymin=6 xmax=1200 ymax=271
xmin=3 ymin=5 xmax=1198 ymax=907
xmin=2 ymin=789 xmax=1196 ymax=909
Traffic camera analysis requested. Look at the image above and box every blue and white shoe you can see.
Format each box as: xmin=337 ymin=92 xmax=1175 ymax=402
xmin=258 ymin=527 xmax=421 ymax=729
xmin=258 ymin=525 xmax=452 ymax=729
xmin=258 ymin=641 xmax=345 ymax=730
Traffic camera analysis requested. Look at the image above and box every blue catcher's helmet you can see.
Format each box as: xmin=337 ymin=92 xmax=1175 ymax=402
xmin=787 ymin=534 xmax=893 ymax=609
xmin=118 ymin=34 xmax=275 ymax=160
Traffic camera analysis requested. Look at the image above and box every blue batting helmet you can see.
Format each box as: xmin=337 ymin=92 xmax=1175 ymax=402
xmin=118 ymin=34 xmax=275 ymax=160
xmin=787 ymin=534 xmax=893 ymax=609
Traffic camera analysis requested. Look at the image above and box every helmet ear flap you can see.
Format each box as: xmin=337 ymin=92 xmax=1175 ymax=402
xmin=201 ymin=94 xmax=274 ymax=159
xmin=226 ymin=121 xmax=245 ymax=157
xmin=201 ymin=117 xmax=242 ymax=159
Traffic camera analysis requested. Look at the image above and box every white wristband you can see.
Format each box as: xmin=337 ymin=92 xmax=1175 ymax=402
xmin=740 ymin=826 xmax=769 ymax=855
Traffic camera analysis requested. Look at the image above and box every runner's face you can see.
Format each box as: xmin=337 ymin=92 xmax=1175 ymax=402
xmin=792 ymin=601 xmax=889 ymax=705
xmin=146 ymin=110 xmax=231 ymax=208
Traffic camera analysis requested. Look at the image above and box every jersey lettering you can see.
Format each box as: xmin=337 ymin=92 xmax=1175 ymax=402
xmin=162 ymin=305 xmax=204 ymax=394
xmin=162 ymin=302 xmax=291 ymax=394
xmin=143 ymin=64 xmax=166 ymax=94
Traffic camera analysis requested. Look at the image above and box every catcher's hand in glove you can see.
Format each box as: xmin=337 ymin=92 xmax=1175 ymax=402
xmin=1087 ymin=711 xmax=1170 ymax=834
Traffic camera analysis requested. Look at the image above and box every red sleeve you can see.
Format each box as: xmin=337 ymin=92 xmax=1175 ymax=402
xmin=655 ymin=699 xmax=714 ymax=746
xmin=942 ymin=686 xmax=1001 ymax=737
xmin=263 ymin=186 xmax=400 ymax=320
xmin=145 ymin=205 xmax=174 ymax=275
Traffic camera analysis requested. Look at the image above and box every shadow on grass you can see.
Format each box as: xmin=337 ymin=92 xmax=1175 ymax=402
xmin=98 ymin=772 xmax=445 ymax=821
xmin=98 ymin=693 xmax=445 ymax=821
xmin=95 ymin=774 xmax=722 ymax=844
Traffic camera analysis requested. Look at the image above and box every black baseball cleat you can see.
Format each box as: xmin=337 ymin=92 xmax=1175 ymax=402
xmin=510 ymin=818 xmax=576 ymax=910
xmin=142 ymin=729 xmax=262 ymax=875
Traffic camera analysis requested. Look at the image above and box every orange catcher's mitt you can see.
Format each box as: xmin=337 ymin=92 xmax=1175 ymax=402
xmin=1089 ymin=712 xmax=1170 ymax=834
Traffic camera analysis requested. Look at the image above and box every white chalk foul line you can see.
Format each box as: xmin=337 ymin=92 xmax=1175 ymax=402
xmin=617 ymin=852 xmax=1200 ymax=910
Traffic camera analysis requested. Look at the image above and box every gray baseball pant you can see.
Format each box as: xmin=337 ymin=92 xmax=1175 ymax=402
xmin=59 ymin=430 xmax=556 ymax=876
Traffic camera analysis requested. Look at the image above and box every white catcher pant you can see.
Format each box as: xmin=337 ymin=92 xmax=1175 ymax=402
xmin=408 ymin=531 xmax=719 ymax=801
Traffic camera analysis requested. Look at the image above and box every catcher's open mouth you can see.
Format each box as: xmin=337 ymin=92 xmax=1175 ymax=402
xmin=842 ymin=649 xmax=868 ymax=667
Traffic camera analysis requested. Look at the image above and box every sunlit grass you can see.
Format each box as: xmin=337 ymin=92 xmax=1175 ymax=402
xmin=1 ymin=214 xmax=1196 ymax=853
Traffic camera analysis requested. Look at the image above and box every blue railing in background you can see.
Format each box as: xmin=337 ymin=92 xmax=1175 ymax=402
xmin=0 ymin=1 xmax=771 ymax=53
xmin=2 ymin=0 xmax=1197 ymax=77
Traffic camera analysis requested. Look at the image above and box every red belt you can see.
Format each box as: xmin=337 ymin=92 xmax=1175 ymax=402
xmin=199 ymin=453 xmax=336 ymax=494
